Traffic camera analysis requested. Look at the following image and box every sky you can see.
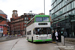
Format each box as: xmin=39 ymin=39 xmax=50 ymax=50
xmin=0 ymin=0 xmax=51 ymax=20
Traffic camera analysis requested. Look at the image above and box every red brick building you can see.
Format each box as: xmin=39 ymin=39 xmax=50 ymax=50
xmin=10 ymin=10 xmax=35 ymax=36
xmin=7 ymin=21 xmax=11 ymax=35
xmin=0 ymin=10 xmax=8 ymax=37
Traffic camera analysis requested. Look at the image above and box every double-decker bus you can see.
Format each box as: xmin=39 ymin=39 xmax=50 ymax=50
xmin=26 ymin=15 xmax=52 ymax=42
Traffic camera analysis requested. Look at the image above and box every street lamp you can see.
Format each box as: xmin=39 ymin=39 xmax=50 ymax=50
xmin=44 ymin=0 xmax=45 ymax=15
xmin=29 ymin=10 xmax=32 ymax=14
xmin=29 ymin=10 xmax=32 ymax=18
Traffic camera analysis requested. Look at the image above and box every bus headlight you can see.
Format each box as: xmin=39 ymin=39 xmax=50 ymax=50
xmin=49 ymin=35 xmax=51 ymax=37
xmin=36 ymin=36 xmax=38 ymax=39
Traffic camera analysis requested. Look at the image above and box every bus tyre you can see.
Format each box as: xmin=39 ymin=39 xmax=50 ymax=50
xmin=32 ymin=37 xmax=33 ymax=42
xmin=27 ymin=37 xmax=29 ymax=42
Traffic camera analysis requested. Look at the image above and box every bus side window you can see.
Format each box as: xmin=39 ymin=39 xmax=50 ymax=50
xmin=48 ymin=28 xmax=51 ymax=34
xmin=27 ymin=31 xmax=31 ymax=35
xmin=33 ymin=30 xmax=35 ymax=34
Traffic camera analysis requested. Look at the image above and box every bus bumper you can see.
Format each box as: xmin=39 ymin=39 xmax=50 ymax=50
xmin=33 ymin=39 xmax=52 ymax=42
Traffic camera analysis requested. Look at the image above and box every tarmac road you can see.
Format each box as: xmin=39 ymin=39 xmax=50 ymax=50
xmin=0 ymin=38 xmax=60 ymax=50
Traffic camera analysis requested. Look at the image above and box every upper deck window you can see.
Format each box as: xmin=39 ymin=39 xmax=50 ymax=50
xmin=36 ymin=17 xmax=42 ymax=22
xmin=36 ymin=17 xmax=49 ymax=22
xmin=43 ymin=17 xmax=49 ymax=21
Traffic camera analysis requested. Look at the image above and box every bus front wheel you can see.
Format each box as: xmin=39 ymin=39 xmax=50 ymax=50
xmin=32 ymin=37 xmax=33 ymax=42
xmin=27 ymin=37 xmax=29 ymax=42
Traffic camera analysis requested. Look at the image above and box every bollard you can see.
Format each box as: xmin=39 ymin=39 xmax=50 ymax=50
xmin=61 ymin=35 xmax=65 ymax=46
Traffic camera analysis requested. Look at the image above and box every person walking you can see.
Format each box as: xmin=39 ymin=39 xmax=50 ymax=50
xmin=58 ymin=30 xmax=61 ymax=42
xmin=55 ymin=30 xmax=58 ymax=42
xmin=64 ymin=30 xmax=67 ymax=38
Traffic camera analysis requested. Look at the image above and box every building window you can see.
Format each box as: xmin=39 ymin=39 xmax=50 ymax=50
xmin=27 ymin=17 xmax=28 ymax=20
xmin=25 ymin=17 xmax=26 ymax=20
xmin=24 ymin=21 xmax=27 ymax=23
xmin=24 ymin=28 xmax=26 ymax=30
xmin=24 ymin=24 xmax=26 ymax=26
xmin=74 ymin=1 xmax=75 ymax=8
xmin=0 ymin=16 xmax=3 ymax=17
xmin=15 ymin=15 xmax=17 ymax=17
xmin=15 ymin=12 xmax=17 ymax=14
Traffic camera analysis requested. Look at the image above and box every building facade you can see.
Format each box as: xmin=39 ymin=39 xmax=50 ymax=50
xmin=49 ymin=0 xmax=75 ymax=38
xmin=0 ymin=10 xmax=8 ymax=37
xmin=10 ymin=10 xmax=35 ymax=36
xmin=39 ymin=13 xmax=45 ymax=15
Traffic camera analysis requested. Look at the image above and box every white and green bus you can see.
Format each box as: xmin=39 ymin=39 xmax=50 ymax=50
xmin=26 ymin=15 xmax=52 ymax=42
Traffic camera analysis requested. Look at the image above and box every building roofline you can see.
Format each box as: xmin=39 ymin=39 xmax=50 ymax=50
xmin=0 ymin=13 xmax=7 ymax=15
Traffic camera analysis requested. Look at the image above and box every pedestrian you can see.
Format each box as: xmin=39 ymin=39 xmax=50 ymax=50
xmin=52 ymin=30 xmax=55 ymax=41
xmin=55 ymin=30 xmax=58 ymax=42
xmin=58 ymin=30 xmax=61 ymax=42
xmin=64 ymin=30 xmax=67 ymax=38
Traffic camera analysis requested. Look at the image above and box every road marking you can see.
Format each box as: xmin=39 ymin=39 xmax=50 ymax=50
xmin=11 ymin=40 xmax=19 ymax=50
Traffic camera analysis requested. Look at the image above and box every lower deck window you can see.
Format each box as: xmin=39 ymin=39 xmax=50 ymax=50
xmin=33 ymin=28 xmax=51 ymax=35
xmin=27 ymin=31 xmax=31 ymax=35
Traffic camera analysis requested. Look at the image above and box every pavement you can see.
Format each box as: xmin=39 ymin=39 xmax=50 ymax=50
xmin=52 ymin=38 xmax=75 ymax=50
xmin=0 ymin=37 xmax=60 ymax=50
xmin=0 ymin=39 xmax=19 ymax=50
xmin=57 ymin=42 xmax=75 ymax=50
xmin=0 ymin=36 xmax=23 ymax=42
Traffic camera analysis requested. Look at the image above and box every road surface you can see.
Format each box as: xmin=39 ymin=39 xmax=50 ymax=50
xmin=0 ymin=38 xmax=60 ymax=50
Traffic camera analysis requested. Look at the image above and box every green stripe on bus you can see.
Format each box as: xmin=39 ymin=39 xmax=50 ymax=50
xmin=33 ymin=39 xmax=52 ymax=42
xmin=34 ymin=15 xmax=49 ymax=17
xmin=27 ymin=39 xmax=32 ymax=41
xmin=27 ymin=39 xmax=52 ymax=42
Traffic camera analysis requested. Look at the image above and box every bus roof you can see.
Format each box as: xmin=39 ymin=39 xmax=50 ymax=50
xmin=34 ymin=15 xmax=49 ymax=17
xmin=26 ymin=15 xmax=50 ymax=24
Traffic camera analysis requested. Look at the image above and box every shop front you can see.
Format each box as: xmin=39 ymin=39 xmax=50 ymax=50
xmin=52 ymin=15 xmax=75 ymax=38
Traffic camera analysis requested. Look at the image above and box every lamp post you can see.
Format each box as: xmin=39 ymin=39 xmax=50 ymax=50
xmin=30 ymin=10 xmax=32 ymax=14
xmin=44 ymin=0 xmax=45 ymax=15
xmin=29 ymin=10 xmax=32 ymax=18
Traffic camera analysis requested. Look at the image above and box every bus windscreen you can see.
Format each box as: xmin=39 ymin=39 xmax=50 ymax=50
xmin=33 ymin=28 xmax=51 ymax=35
